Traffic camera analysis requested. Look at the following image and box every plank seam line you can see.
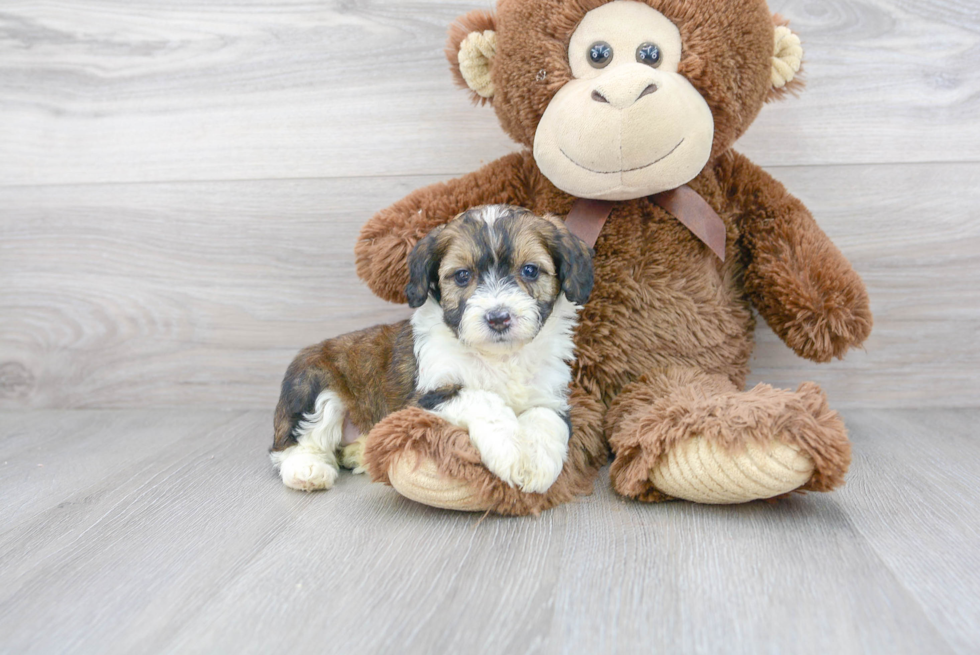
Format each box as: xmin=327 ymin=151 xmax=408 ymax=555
xmin=0 ymin=160 xmax=978 ymax=191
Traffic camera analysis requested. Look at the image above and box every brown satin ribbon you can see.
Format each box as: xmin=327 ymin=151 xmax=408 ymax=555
xmin=565 ymin=185 xmax=726 ymax=261
xmin=650 ymin=185 xmax=727 ymax=261
xmin=563 ymin=198 xmax=613 ymax=249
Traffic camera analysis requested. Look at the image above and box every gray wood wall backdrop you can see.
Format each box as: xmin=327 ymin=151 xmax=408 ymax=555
xmin=1 ymin=0 xmax=978 ymax=410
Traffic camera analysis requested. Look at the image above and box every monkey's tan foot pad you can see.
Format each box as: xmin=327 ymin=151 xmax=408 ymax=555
xmin=388 ymin=451 xmax=494 ymax=512
xmin=650 ymin=437 xmax=815 ymax=504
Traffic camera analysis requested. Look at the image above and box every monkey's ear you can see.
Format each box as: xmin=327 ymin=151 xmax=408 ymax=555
xmin=550 ymin=229 xmax=595 ymax=306
xmin=767 ymin=17 xmax=805 ymax=102
xmin=446 ymin=10 xmax=497 ymax=104
xmin=405 ymin=227 xmax=445 ymax=308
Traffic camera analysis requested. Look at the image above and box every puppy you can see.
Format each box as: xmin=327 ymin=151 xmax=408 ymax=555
xmin=270 ymin=205 xmax=594 ymax=494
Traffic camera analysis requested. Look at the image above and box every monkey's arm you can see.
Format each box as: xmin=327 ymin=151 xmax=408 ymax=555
xmin=718 ymin=151 xmax=872 ymax=363
xmin=355 ymin=151 xmax=529 ymax=303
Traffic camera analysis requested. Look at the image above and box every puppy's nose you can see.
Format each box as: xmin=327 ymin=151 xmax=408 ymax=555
xmin=485 ymin=309 xmax=512 ymax=333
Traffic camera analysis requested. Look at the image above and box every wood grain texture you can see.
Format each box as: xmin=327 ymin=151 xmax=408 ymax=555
xmin=0 ymin=0 xmax=978 ymax=187
xmin=0 ymin=408 xmax=977 ymax=654
xmin=2 ymin=163 xmax=977 ymax=409
xmin=837 ymin=410 xmax=980 ymax=655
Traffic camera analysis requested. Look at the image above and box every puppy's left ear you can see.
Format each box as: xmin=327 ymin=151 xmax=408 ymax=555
xmin=405 ymin=227 xmax=445 ymax=308
xmin=550 ymin=229 xmax=595 ymax=305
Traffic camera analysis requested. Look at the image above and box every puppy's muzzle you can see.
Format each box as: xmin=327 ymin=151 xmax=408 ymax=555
xmin=485 ymin=308 xmax=512 ymax=333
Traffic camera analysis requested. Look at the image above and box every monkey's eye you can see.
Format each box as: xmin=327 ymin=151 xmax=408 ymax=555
xmin=588 ymin=42 xmax=613 ymax=69
xmin=453 ymin=269 xmax=471 ymax=287
xmin=521 ymin=264 xmax=540 ymax=281
xmin=636 ymin=43 xmax=662 ymax=67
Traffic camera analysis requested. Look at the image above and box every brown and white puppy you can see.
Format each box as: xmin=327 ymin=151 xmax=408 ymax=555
xmin=270 ymin=205 xmax=594 ymax=494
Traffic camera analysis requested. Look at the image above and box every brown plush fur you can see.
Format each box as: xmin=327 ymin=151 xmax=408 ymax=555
xmin=355 ymin=0 xmax=871 ymax=512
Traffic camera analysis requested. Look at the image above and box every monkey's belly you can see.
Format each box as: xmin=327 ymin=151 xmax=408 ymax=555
xmin=572 ymin=257 xmax=755 ymax=399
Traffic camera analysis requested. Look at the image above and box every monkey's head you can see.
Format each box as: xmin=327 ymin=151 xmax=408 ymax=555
xmin=447 ymin=0 xmax=804 ymax=201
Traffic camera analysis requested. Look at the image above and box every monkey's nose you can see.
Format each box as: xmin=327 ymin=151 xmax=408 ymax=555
xmin=637 ymin=83 xmax=658 ymax=100
xmin=485 ymin=309 xmax=512 ymax=333
xmin=593 ymin=84 xmax=657 ymax=106
xmin=591 ymin=67 xmax=660 ymax=109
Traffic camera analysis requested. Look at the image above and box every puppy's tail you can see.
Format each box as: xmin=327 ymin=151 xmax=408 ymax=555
xmin=272 ymin=344 xmax=333 ymax=452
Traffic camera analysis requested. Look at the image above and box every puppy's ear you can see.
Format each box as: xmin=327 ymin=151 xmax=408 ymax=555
xmin=550 ymin=229 xmax=595 ymax=305
xmin=405 ymin=227 xmax=445 ymax=308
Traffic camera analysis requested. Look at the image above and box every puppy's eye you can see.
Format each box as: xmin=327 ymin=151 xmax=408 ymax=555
xmin=453 ymin=269 xmax=471 ymax=287
xmin=636 ymin=42 xmax=662 ymax=67
xmin=521 ymin=264 xmax=540 ymax=280
xmin=588 ymin=42 xmax=612 ymax=69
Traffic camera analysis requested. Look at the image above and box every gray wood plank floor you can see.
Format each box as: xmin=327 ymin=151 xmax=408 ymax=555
xmin=1 ymin=408 xmax=977 ymax=654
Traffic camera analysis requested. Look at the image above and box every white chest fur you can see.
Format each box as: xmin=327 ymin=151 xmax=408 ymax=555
xmin=411 ymin=296 xmax=578 ymax=414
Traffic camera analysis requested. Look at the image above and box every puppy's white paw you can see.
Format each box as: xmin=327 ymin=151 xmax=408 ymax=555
xmin=278 ymin=451 xmax=339 ymax=491
xmin=432 ymin=389 xmax=525 ymax=488
xmin=468 ymin=412 xmax=523 ymax=489
xmin=513 ymin=408 xmax=569 ymax=494
xmin=513 ymin=450 xmax=564 ymax=494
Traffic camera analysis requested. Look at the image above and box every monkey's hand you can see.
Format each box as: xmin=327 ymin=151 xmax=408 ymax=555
xmin=355 ymin=152 xmax=529 ymax=304
xmin=720 ymin=152 xmax=872 ymax=362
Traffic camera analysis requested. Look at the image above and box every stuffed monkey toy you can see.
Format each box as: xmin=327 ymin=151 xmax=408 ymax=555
xmin=351 ymin=0 xmax=871 ymax=515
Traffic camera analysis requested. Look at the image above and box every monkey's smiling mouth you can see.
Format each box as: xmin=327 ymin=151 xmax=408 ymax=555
xmin=560 ymin=138 xmax=685 ymax=175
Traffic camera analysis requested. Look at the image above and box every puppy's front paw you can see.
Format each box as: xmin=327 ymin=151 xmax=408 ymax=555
xmin=513 ymin=408 xmax=569 ymax=494
xmin=513 ymin=453 xmax=564 ymax=494
xmin=277 ymin=450 xmax=339 ymax=491
xmin=432 ymin=389 xmax=525 ymax=488
xmin=468 ymin=414 xmax=523 ymax=489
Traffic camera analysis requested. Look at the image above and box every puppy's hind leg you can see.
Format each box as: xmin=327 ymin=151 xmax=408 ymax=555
xmin=270 ymin=348 xmax=346 ymax=491
xmin=272 ymin=390 xmax=347 ymax=491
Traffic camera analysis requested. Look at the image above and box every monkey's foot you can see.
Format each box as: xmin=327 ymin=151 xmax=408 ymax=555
xmin=649 ymin=437 xmax=815 ymax=504
xmin=388 ymin=451 xmax=493 ymax=511
xmin=610 ymin=382 xmax=850 ymax=504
